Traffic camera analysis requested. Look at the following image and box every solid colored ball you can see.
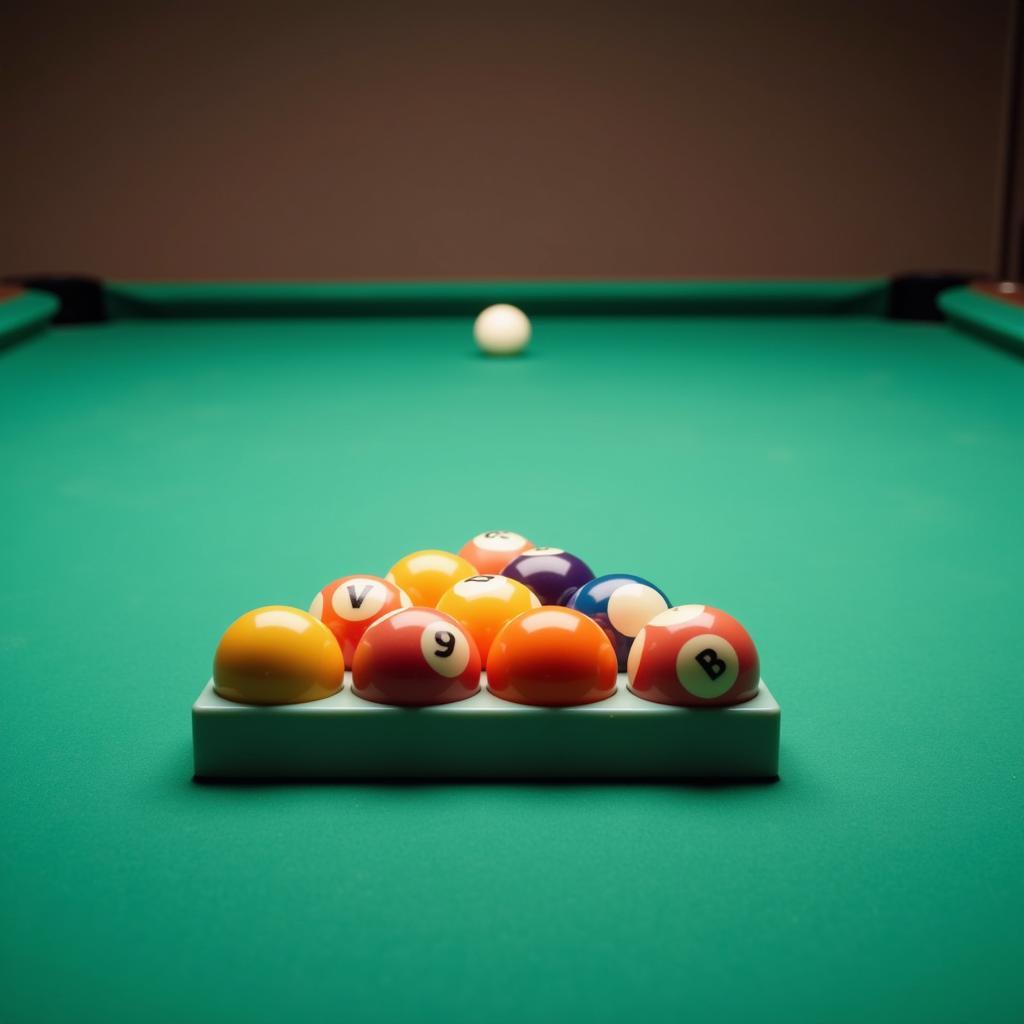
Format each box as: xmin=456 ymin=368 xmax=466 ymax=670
xmin=473 ymin=304 xmax=531 ymax=355
xmin=627 ymin=604 xmax=760 ymax=707
xmin=309 ymin=574 xmax=411 ymax=664
xmin=437 ymin=574 xmax=540 ymax=665
xmin=386 ymin=549 xmax=477 ymax=607
xmin=501 ymin=547 xmax=594 ymax=606
xmin=568 ymin=573 xmax=670 ymax=670
xmin=351 ymin=607 xmax=481 ymax=706
xmin=487 ymin=606 xmax=618 ymax=706
xmin=458 ymin=530 xmax=533 ymax=574
xmin=213 ymin=606 xmax=344 ymax=706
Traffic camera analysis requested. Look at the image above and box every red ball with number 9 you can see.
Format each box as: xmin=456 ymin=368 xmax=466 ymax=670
xmin=351 ymin=607 xmax=481 ymax=706
xmin=627 ymin=604 xmax=760 ymax=707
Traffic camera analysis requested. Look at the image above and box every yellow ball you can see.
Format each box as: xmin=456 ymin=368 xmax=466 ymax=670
xmin=386 ymin=549 xmax=477 ymax=607
xmin=437 ymin=574 xmax=539 ymax=665
xmin=213 ymin=606 xmax=344 ymax=705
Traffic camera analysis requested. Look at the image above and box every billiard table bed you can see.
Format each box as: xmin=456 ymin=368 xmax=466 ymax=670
xmin=1 ymin=277 xmax=1021 ymax=1024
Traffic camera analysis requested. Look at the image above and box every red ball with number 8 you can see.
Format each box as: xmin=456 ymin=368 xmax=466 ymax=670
xmin=627 ymin=604 xmax=760 ymax=707
xmin=351 ymin=607 xmax=481 ymax=706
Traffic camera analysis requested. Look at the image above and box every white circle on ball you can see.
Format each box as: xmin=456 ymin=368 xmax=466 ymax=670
xmin=648 ymin=604 xmax=706 ymax=628
xmin=523 ymin=546 xmax=564 ymax=556
xmin=308 ymin=592 xmax=324 ymax=619
xmin=452 ymin=575 xmax=513 ymax=599
xmin=420 ymin=621 xmax=471 ymax=677
xmin=606 ymin=583 xmax=669 ymax=638
xmin=331 ymin=577 xmax=390 ymax=621
xmin=675 ymin=634 xmax=738 ymax=699
xmin=474 ymin=531 xmax=527 ymax=552
xmin=474 ymin=304 xmax=531 ymax=355
xmin=626 ymin=627 xmax=647 ymax=683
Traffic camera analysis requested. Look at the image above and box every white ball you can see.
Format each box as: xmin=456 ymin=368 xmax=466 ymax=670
xmin=473 ymin=304 xmax=531 ymax=355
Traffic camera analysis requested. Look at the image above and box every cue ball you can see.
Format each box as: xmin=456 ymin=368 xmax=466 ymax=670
xmin=473 ymin=304 xmax=531 ymax=355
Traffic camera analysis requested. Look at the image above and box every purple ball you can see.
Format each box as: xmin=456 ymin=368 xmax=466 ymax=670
xmin=501 ymin=547 xmax=595 ymax=606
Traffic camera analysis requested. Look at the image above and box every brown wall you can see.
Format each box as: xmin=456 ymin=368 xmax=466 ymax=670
xmin=1005 ymin=6 xmax=1024 ymax=279
xmin=1 ymin=1 xmax=1014 ymax=280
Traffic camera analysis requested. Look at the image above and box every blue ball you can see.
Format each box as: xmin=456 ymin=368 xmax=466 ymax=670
xmin=568 ymin=574 xmax=670 ymax=670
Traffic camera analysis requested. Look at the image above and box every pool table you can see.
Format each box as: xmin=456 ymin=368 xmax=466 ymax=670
xmin=2 ymin=278 xmax=1022 ymax=1023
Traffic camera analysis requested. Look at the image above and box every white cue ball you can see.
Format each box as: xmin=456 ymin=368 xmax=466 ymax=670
xmin=473 ymin=304 xmax=531 ymax=356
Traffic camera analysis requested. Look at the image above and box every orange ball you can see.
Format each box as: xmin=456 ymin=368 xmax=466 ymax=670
xmin=386 ymin=549 xmax=477 ymax=607
xmin=458 ymin=531 xmax=533 ymax=574
xmin=213 ymin=606 xmax=344 ymax=705
xmin=437 ymin=574 xmax=539 ymax=665
xmin=487 ymin=606 xmax=618 ymax=707
xmin=309 ymin=574 xmax=410 ymax=663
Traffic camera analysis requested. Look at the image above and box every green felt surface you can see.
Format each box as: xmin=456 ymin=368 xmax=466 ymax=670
xmin=0 ymin=289 xmax=59 ymax=351
xmin=940 ymin=286 xmax=1024 ymax=355
xmin=2 ymin=287 xmax=1023 ymax=1023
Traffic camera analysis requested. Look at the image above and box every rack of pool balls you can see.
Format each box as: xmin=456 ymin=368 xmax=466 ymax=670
xmin=192 ymin=532 xmax=780 ymax=779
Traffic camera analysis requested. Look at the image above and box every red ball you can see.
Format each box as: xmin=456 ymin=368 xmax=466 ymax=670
xmin=627 ymin=604 xmax=760 ymax=707
xmin=351 ymin=607 xmax=481 ymax=706
xmin=309 ymin=574 xmax=410 ymax=664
